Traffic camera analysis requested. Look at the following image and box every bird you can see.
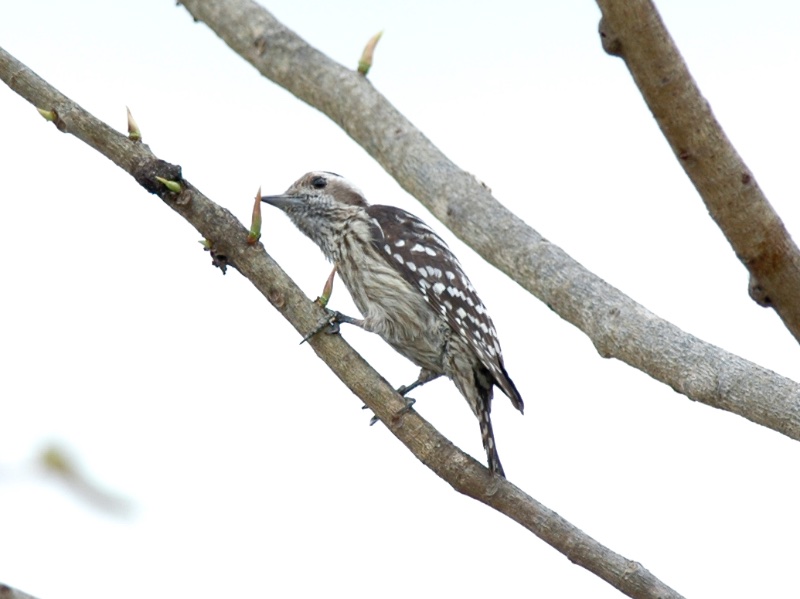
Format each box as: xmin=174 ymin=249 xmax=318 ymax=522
xmin=262 ymin=171 xmax=523 ymax=476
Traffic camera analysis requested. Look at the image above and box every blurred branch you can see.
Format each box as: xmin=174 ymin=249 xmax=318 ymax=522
xmin=0 ymin=583 xmax=41 ymax=599
xmin=596 ymin=0 xmax=800 ymax=342
xmin=0 ymin=45 xmax=684 ymax=599
xmin=39 ymin=444 xmax=131 ymax=515
xmin=174 ymin=0 xmax=800 ymax=440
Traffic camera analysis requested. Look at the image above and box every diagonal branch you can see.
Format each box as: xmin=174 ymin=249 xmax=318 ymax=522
xmin=0 ymin=583 xmax=41 ymax=599
xmin=595 ymin=0 xmax=800 ymax=342
xmin=0 ymin=45 xmax=685 ymax=599
xmin=174 ymin=0 xmax=800 ymax=441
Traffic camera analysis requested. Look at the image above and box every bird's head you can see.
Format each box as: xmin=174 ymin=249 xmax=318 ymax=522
xmin=263 ymin=171 xmax=368 ymax=212
xmin=262 ymin=171 xmax=370 ymax=259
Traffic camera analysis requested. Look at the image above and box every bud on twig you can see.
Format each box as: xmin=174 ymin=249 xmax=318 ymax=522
xmin=315 ymin=265 xmax=337 ymax=307
xmin=155 ymin=176 xmax=182 ymax=193
xmin=37 ymin=107 xmax=57 ymax=121
xmin=247 ymin=187 xmax=263 ymax=244
xmin=358 ymin=31 xmax=383 ymax=76
xmin=126 ymin=106 xmax=141 ymax=141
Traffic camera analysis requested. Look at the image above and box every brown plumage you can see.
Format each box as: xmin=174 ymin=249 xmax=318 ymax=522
xmin=263 ymin=171 xmax=523 ymax=476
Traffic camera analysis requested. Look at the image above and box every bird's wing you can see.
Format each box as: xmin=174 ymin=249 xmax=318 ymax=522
xmin=366 ymin=204 xmax=523 ymax=411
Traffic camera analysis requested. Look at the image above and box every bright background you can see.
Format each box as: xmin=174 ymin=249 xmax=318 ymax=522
xmin=1 ymin=1 xmax=799 ymax=597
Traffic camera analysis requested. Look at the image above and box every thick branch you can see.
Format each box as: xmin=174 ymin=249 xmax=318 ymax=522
xmin=596 ymin=0 xmax=800 ymax=342
xmin=0 ymin=46 xmax=685 ymax=599
xmin=174 ymin=0 xmax=800 ymax=441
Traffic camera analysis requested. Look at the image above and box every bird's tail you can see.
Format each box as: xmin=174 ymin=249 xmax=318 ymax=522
xmin=478 ymin=403 xmax=505 ymax=477
xmin=455 ymin=366 xmax=507 ymax=476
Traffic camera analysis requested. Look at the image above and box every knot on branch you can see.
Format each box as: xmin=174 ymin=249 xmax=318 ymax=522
xmin=598 ymin=17 xmax=623 ymax=57
xmin=748 ymin=274 xmax=772 ymax=307
xmin=132 ymin=158 xmax=183 ymax=197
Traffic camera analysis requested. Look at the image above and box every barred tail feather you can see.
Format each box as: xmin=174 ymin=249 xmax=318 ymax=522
xmin=496 ymin=360 xmax=524 ymax=414
xmin=454 ymin=364 xmax=509 ymax=476
xmin=478 ymin=404 xmax=505 ymax=477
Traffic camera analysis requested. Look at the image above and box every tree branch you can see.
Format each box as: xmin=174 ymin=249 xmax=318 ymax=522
xmin=173 ymin=0 xmax=800 ymax=441
xmin=0 ymin=45 xmax=686 ymax=599
xmin=595 ymin=0 xmax=800 ymax=342
xmin=0 ymin=583 xmax=40 ymax=599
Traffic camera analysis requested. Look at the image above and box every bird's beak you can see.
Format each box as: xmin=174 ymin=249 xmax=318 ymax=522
xmin=261 ymin=195 xmax=303 ymax=211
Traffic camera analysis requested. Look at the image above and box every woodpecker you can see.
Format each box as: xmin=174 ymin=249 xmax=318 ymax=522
xmin=263 ymin=171 xmax=523 ymax=476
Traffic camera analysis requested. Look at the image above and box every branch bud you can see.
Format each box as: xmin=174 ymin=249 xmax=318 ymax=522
xmin=155 ymin=176 xmax=182 ymax=193
xmin=358 ymin=31 xmax=383 ymax=76
xmin=37 ymin=107 xmax=56 ymax=121
xmin=126 ymin=106 xmax=141 ymax=141
xmin=247 ymin=187 xmax=263 ymax=244
xmin=315 ymin=265 xmax=337 ymax=307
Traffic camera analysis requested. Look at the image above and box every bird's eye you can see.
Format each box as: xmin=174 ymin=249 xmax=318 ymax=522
xmin=311 ymin=176 xmax=327 ymax=189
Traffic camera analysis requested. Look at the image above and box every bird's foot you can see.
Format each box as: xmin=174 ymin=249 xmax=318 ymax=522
xmin=300 ymin=310 xmax=359 ymax=344
xmin=397 ymin=370 xmax=441 ymax=396
xmin=363 ymin=396 xmax=416 ymax=426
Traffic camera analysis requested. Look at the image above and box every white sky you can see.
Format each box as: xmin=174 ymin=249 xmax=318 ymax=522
xmin=1 ymin=1 xmax=799 ymax=598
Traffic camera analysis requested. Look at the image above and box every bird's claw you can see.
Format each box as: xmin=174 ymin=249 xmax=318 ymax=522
xmin=364 ymin=396 xmax=416 ymax=426
xmin=396 ymin=383 xmax=415 ymax=396
xmin=300 ymin=310 xmax=343 ymax=344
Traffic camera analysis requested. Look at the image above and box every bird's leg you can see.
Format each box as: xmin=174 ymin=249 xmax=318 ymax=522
xmin=398 ymin=369 xmax=442 ymax=396
xmin=300 ymin=310 xmax=363 ymax=344
xmin=364 ymin=369 xmax=441 ymax=426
